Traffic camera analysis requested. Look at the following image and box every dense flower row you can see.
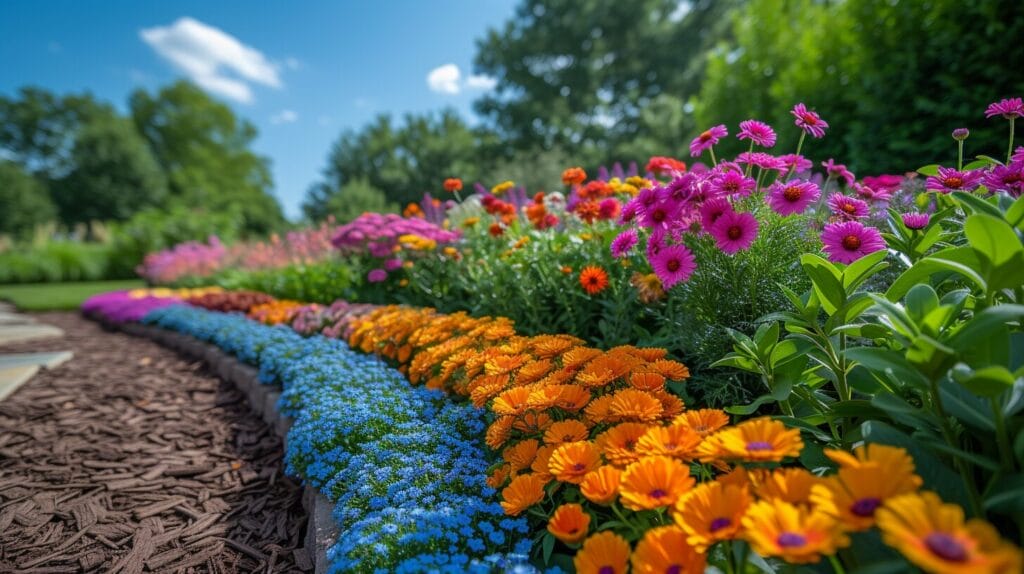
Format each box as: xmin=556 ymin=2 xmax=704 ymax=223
xmin=81 ymin=287 xmax=222 ymax=323
xmin=139 ymin=304 xmax=534 ymax=573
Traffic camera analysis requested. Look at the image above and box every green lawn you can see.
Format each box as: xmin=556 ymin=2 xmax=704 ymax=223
xmin=0 ymin=280 xmax=146 ymax=311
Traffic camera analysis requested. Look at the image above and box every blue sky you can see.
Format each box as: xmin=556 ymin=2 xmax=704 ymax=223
xmin=0 ymin=0 xmax=518 ymax=218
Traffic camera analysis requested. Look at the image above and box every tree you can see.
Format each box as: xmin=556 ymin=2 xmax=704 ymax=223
xmin=0 ymin=160 xmax=56 ymax=239
xmin=130 ymin=81 xmax=285 ymax=235
xmin=304 ymin=178 xmax=397 ymax=223
xmin=52 ymin=114 xmax=167 ymax=227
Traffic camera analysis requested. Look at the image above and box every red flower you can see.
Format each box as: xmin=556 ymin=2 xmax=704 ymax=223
xmin=443 ymin=178 xmax=463 ymax=193
xmin=646 ymin=156 xmax=687 ymax=176
xmin=579 ymin=266 xmax=610 ymax=295
xmin=562 ymin=167 xmax=587 ymax=186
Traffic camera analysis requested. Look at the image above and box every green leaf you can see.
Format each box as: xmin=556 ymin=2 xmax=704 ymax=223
xmin=846 ymin=347 xmax=930 ymax=390
xmin=952 ymin=192 xmax=1003 ymax=218
xmin=984 ymin=474 xmax=1024 ymax=513
xmin=917 ymin=164 xmax=940 ymax=176
xmin=801 ymin=254 xmax=845 ymax=315
xmin=951 ymin=364 xmax=1016 ymax=398
xmin=905 ymin=284 xmax=939 ymax=322
xmin=842 ymin=249 xmax=889 ymax=290
xmin=541 ymin=532 xmax=556 ymax=564
xmin=725 ymin=378 xmax=794 ymax=415
xmin=964 ymin=213 xmax=1024 ymax=271
xmin=918 ymin=434 xmax=1001 ymax=471
xmin=1007 ymin=195 xmax=1024 ymax=231
xmin=947 ymin=305 xmax=1024 ymax=352
xmin=885 ymin=246 xmax=987 ymax=300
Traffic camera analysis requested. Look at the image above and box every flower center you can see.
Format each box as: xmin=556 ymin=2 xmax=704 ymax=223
xmin=666 ymin=567 xmax=682 ymax=574
xmin=842 ymin=203 xmax=856 ymax=213
xmin=649 ymin=488 xmax=668 ymax=499
xmin=1004 ymin=173 xmax=1021 ymax=184
xmin=783 ymin=186 xmax=803 ymax=201
xmin=572 ymin=463 xmax=587 ymax=471
xmin=801 ymin=113 xmax=817 ymax=125
xmin=924 ymin=532 xmax=968 ymax=563
xmin=777 ymin=532 xmax=807 ymax=548
xmin=746 ymin=441 xmax=773 ymax=451
xmin=727 ymin=226 xmax=743 ymax=240
xmin=666 ymin=259 xmax=680 ymax=272
xmin=652 ymin=209 xmax=666 ymax=222
xmin=709 ymin=517 xmax=732 ymax=533
xmin=724 ymin=181 xmax=739 ymax=193
xmin=850 ymin=497 xmax=882 ymax=517
xmin=842 ymin=234 xmax=862 ymax=250
xmin=700 ymin=130 xmax=713 ymax=142
xmin=943 ymin=176 xmax=963 ymax=188
xmin=599 ymin=567 xmax=615 ymax=574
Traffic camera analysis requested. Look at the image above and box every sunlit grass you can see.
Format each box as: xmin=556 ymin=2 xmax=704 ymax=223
xmin=0 ymin=280 xmax=145 ymax=311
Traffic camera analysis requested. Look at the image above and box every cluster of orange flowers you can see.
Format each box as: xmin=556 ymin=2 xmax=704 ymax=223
xmin=246 ymin=299 xmax=305 ymax=325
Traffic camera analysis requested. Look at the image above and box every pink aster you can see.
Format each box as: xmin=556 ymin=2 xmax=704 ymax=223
xmin=791 ymin=103 xmax=829 ymax=138
xmin=822 ymin=159 xmax=856 ymax=186
xmin=640 ymin=198 xmax=683 ymax=229
xmin=767 ymin=180 xmax=820 ymax=216
xmin=983 ymin=162 xmax=1024 ymax=197
xmin=620 ymin=198 xmax=642 ymax=223
xmin=1013 ymin=147 xmax=1024 ymax=163
xmin=821 ymin=221 xmax=886 ymax=264
xmin=738 ymin=120 xmax=777 ymax=148
xmin=710 ymin=170 xmax=756 ymax=198
xmin=852 ymin=183 xmax=892 ymax=205
xmin=862 ymin=174 xmax=903 ymax=191
xmin=985 ymin=97 xmax=1024 ymax=120
xmin=611 ymin=229 xmax=639 ymax=257
xmin=737 ymin=152 xmax=786 ymax=172
xmin=598 ymin=198 xmax=621 ymax=220
xmin=925 ymin=167 xmax=983 ymax=194
xmin=650 ymin=243 xmax=697 ymax=289
xmin=700 ymin=196 xmax=733 ymax=230
xmin=828 ymin=193 xmax=871 ymax=220
xmin=779 ymin=154 xmax=813 ymax=173
xmin=690 ymin=124 xmax=728 ymax=158
xmin=710 ymin=210 xmax=759 ymax=254
xmin=367 ymin=269 xmax=388 ymax=283
xmin=902 ymin=213 xmax=931 ymax=230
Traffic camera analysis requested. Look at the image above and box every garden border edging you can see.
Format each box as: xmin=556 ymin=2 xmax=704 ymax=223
xmin=88 ymin=313 xmax=338 ymax=574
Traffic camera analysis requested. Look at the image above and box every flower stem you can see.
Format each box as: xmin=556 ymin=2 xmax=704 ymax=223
xmin=829 ymin=555 xmax=847 ymax=574
xmin=786 ymin=132 xmax=807 ymax=180
xmin=709 ymin=146 xmax=718 ymax=167
xmin=1008 ymin=118 xmax=1016 ymax=164
xmin=957 ymin=139 xmax=964 ymax=171
xmin=992 ymin=397 xmax=1015 ymax=472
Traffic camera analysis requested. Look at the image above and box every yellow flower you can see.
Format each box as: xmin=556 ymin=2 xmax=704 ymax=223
xmin=574 ymin=531 xmax=630 ymax=574
xmin=674 ymin=480 xmax=750 ymax=552
xmin=818 ymin=445 xmax=922 ymax=531
xmin=742 ymin=498 xmax=850 ymax=564
xmin=491 ymin=180 xmax=515 ymax=195
xmin=462 ymin=216 xmax=480 ymax=227
xmin=580 ymin=465 xmax=622 ymax=506
xmin=631 ymin=525 xmax=706 ymax=574
xmin=618 ymin=456 xmax=694 ymax=510
xmin=877 ymin=491 xmax=1023 ymax=574
xmin=699 ymin=417 xmax=803 ymax=462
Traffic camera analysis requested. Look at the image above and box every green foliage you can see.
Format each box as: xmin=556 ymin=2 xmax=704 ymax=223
xmin=0 ymin=279 xmax=145 ymax=311
xmin=0 ymin=241 xmax=121 ymax=284
xmin=217 ymin=260 xmax=355 ymax=304
xmin=303 ymin=178 xmax=398 ymax=223
xmin=0 ymin=160 xmax=56 ymax=239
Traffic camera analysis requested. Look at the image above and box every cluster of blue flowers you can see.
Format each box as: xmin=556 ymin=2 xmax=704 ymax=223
xmin=143 ymin=305 xmax=535 ymax=573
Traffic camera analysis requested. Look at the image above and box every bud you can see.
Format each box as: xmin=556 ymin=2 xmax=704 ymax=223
xmin=952 ymin=128 xmax=970 ymax=141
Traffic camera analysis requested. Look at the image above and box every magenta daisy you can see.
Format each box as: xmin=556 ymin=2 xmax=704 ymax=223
xmin=1013 ymin=147 xmax=1024 ymax=163
xmin=640 ymin=198 xmax=683 ymax=229
xmin=620 ymin=198 xmax=642 ymax=223
xmin=367 ymin=269 xmax=388 ymax=283
xmin=737 ymin=152 xmax=786 ymax=172
xmin=925 ymin=167 xmax=983 ymax=194
xmin=767 ymin=180 xmax=820 ymax=216
xmin=700 ymin=196 xmax=733 ymax=230
xmin=791 ymin=103 xmax=829 ymax=138
xmin=650 ymin=243 xmax=697 ymax=288
xmin=611 ymin=229 xmax=640 ymax=257
xmin=710 ymin=210 xmax=759 ymax=254
xmin=985 ymin=97 xmax=1024 ymax=119
xmin=822 ymin=159 xmax=856 ymax=186
xmin=779 ymin=154 xmax=812 ymax=173
xmin=852 ymin=183 xmax=892 ymax=204
xmin=821 ymin=221 xmax=886 ymax=264
xmin=828 ymin=194 xmax=871 ymax=220
xmin=711 ymin=170 xmax=756 ymax=198
xmin=738 ymin=120 xmax=777 ymax=148
xmin=689 ymin=124 xmax=728 ymax=158
xmin=983 ymin=163 xmax=1024 ymax=197
xmin=902 ymin=213 xmax=931 ymax=230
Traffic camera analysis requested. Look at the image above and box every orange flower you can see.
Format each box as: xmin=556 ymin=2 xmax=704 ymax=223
xmin=636 ymin=424 xmax=702 ymax=461
xmin=699 ymin=417 xmax=803 ymax=462
xmin=549 ymin=441 xmax=602 ymax=484
xmin=503 ymin=439 xmax=539 ymax=473
xmin=619 ymin=456 xmax=695 ymax=510
xmin=629 ymin=371 xmax=666 ymax=391
xmin=631 ymin=525 xmax=706 ymax=574
xmin=489 ymin=222 xmax=504 ymax=237
xmin=755 ymin=468 xmax=826 ymax=508
xmin=608 ymin=389 xmax=664 ymax=422
xmin=647 ymin=359 xmax=690 ymax=380
xmin=543 ymin=420 xmax=590 ymax=445
xmin=554 ymin=385 xmax=591 ymax=411
xmin=819 ymin=445 xmax=922 ymax=531
xmin=579 ymin=266 xmax=610 ymax=295
xmin=674 ymin=480 xmax=751 ymax=552
xmin=562 ymin=167 xmax=587 ymax=186
xmin=596 ymin=422 xmax=649 ymax=467
xmin=674 ymin=409 xmax=730 ymax=437
xmin=547 ymin=503 xmax=591 ymax=544
xmin=531 ymin=445 xmax=556 ymax=481
xmin=487 ymin=464 xmax=511 ymax=489
xmin=742 ymin=498 xmax=849 ymax=564
xmin=492 ymin=386 xmax=531 ymax=415
xmin=562 ymin=347 xmax=602 ymax=370
xmin=580 ymin=465 xmax=622 ymax=505
xmin=512 ymin=411 xmax=554 ymax=434
xmin=574 ymin=531 xmax=630 ymax=574
xmin=443 ymin=177 xmax=463 ymax=192
xmin=583 ymin=395 xmax=614 ymax=424
xmin=560 ymin=265 xmax=574 ymax=274
xmin=486 ymin=416 xmax=514 ymax=449
xmin=500 ymin=473 xmax=546 ymax=516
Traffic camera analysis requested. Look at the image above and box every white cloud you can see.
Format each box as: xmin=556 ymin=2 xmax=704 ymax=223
xmin=270 ymin=109 xmax=298 ymax=125
xmin=427 ymin=64 xmax=497 ymax=95
xmin=140 ymin=17 xmax=281 ymax=103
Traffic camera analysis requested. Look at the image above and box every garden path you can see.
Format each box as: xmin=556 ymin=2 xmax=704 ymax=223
xmin=0 ymin=313 xmax=311 ymax=573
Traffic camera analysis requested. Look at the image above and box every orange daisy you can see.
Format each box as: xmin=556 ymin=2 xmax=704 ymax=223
xmin=607 ymin=389 xmax=664 ymax=422
xmin=754 ymin=467 xmax=826 ymax=508
xmin=548 ymin=441 xmax=603 ymax=484
xmin=673 ymin=409 xmax=730 ymax=437
xmin=485 ymin=416 xmax=515 ymax=450
xmin=547 ymin=503 xmax=591 ymax=544
xmin=543 ymin=420 xmax=591 ymax=445
xmin=531 ymin=445 xmax=556 ymax=482
xmin=574 ymin=531 xmax=630 ymax=574
xmin=742 ymin=498 xmax=850 ymax=564
xmin=630 ymin=525 xmax=706 ymax=574
xmin=562 ymin=167 xmax=587 ymax=186
xmin=596 ymin=422 xmax=649 ymax=467
xmin=580 ymin=465 xmax=622 ymax=506
xmin=818 ymin=445 xmax=922 ymax=531
xmin=636 ymin=424 xmax=702 ymax=461
xmin=619 ymin=456 xmax=695 ymax=510
xmin=674 ymin=480 xmax=750 ymax=552
xmin=628 ymin=371 xmax=666 ymax=392
xmin=554 ymin=385 xmax=591 ymax=411
xmin=579 ymin=266 xmax=610 ymax=295
xmin=503 ymin=439 xmax=539 ymax=473
xmin=699 ymin=417 xmax=803 ymax=462
xmin=500 ymin=473 xmax=546 ymax=516
xmin=583 ymin=395 xmax=615 ymax=424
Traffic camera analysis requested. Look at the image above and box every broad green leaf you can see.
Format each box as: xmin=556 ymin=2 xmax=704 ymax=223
xmin=905 ymin=284 xmax=939 ymax=322
xmin=951 ymin=364 xmax=1015 ymax=398
xmin=801 ymin=254 xmax=845 ymax=315
xmin=917 ymin=164 xmax=940 ymax=176
xmin=964 ymin=213 xmax=1024 ymax=271
xmin=846 ymin=347 xmax=930 ymax=390
xmin=952 ymin=192 xmax=1003 ymax=218
xmin=947 ymin=305 xmax=1024 ymax=352
xmin=885 ymin=246 xmax=987 ymax=300
xmin=983 ymin=474 xmax=1024 ymax=514
xmin=918 ymin=434 xmax=1001 ymax=471
xmin=842 ymin=249 xmax=889 ymax=290
xmin=1007 ymin=195 xmax=1024 ymax=230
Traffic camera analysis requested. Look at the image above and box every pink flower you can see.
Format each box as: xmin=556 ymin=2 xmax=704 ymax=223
xmin=738 ymin=120 xmax=777 ymax=148
xmin=650 ymin=243 xmax=697 ymax=288
xmin=821 ymin=221 xmax=886 ymax=264
xmin=710 ymin=170 xmax=756 ymax=198
xmin=767 ymin=180 xmax=820 ymax=216
xmin=983 ymin=162 xmax=1024 ymax=197
xmin=737 ymin=152 xmax=785 ymax=172
xmin=902 ymin=213 xmax=931 ymax=230
xmin=852 ymin=183 xmax=892 ymax=204
xmin=611 ymin=229 xmax=639 ymax=257
xmin=791 ymin=103 xmax=829 ymax=138
xmin=779 ymin=154 xmax=813 ymax=173
xmin=640 ymin=198 xmax=683 ymax=229
xmin=599 ymin=198 xmax=621 ymax=220
xmin=861 ymin=175 xmax=903 ymax=191
xmin=828 ymin=193 xmax=871 ymax=220
xmin=700 ymin=196 xmax=733 ymax=230
xmin=925 ymin=167 xmax=983 ymax=194
xmin=1013 ymin=147 xmax=1024 ymax=163
xmin=620 ymin=198 xmax=642 ymax=223
xmin=710 ymin=210 xmax=759 ymax=254
xmin=689 ymin=124 xmax=728 ymax=157
xmin=384 ymin=258 xmax=403 ymax=271
xmin=985 ymin=97 xmax=1024 ymax=120
xmin=822 ymin=159 xmax=855 ymax=186
xmin=367 ymin=269 xmax=388 ymax=282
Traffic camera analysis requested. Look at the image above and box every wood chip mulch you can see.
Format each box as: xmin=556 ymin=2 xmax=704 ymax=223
xmin=0 ymin=312 xmax=311 ymax=573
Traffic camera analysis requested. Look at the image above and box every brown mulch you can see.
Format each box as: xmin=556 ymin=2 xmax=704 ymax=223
xmin=0 ymin=313 xmax=311 ymax=573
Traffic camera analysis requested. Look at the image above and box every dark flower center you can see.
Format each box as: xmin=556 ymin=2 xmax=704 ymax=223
xmin=709 ymin=517 xmax=732 ymax=533
xmin=802 ymin=113 xmax=818 ymax=125
xmin=1003 ymin=173 xmax=1021 ymax=184
xmin=943 ymin=176 xmax=963 ymax=188
xmin=572 ymin=463 xmax=587 ymax=471
xmin=746 ymin=441 xmax=773 ymax=451
xmin=850 ymin=497 xmax=882 ymax=517
xmin=783 ymin=186 xmax=803 ymax=201
xmin=925 ymin=532 xmax=968 ymax=563
xmin=599 ymin=567 xmax=615 ymax=574
xmin=724 ymin=181 xmax=739 ymax=192
xmin=842 ymin=203 xmax=856 ymax=213
xmin=666 ymin=259 xmax=680 ymax=272
xmin=700 ymin=130 xmax=713 ymax=142
xmin=777 ymin=532 xmax=807 ymax=548
xmin=652 ymin=209 xmax=666 ymax=222
xmin=842 ymin=235 xmax=862 ymax=250
xmin=649 ymin=489 xmax=668 ymax=499
xmin=667 ymin=567 xmax=682 ymax=574
xmin=727 ymin=226 xmax=743 ymax=240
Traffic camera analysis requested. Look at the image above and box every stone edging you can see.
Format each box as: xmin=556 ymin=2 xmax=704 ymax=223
xmin=90 ymin=315 xmax=338 ymax=574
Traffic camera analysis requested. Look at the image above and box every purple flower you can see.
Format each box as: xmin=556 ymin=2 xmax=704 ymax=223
xmin=828 ymin=193 xmax=871 ymax=220
xmin=650 ymin=243 xmax=697 ymax=288
xmin=620 ymin=198 xmax=642 ymax=223
xmin=700 ymin=196 xmax=733 ymax=230
xmin=852 ymin=183 xmax=892 ymax=205
xmin=767 ymin=180 xmax=820 ymax=216
xmin=792 ymin=103 xmax=829 ymax=138
xmin=710 ymin=210 xmax=759 ymax=254
xmin=610 ymin=229 xmax=639 ymax=257
xmin=952 ymin=128 xmax=970 ymax=141
xmin=710 ymin=170 xmax=756 ymax=198
xmin=821 ymin=221 xmax=886 ymax=264
xmin=1013 ymin=147 xmax=1024 ymax=163
xmin=822 ymin=159 xmax=856 ymax=186
xmin=640 ymin=198 xmax=683 ymax=230
xmin=384 ymin=258 xmax=403 ymax=271
xmin=689 ymin=124 xmax=728 ymax=157
xmin=983 ymin=162 xmax=1024 ymax=197
xmin=737 ymin=120 xmax=777 ymax=148
xmin=737 ymin=152 xmax=786 ymax=172
xmin=985 ymin=97 xmax=1024 ymax=120
xmin=367 ymin=269 xmax=388 ymax=282
xmin=902 ymin=213 xmax=931 ymax=230
xmin=779 ymin=154 xmax=813 ymax=173
xmin=925 ymin=167 xmax=983 ymax=194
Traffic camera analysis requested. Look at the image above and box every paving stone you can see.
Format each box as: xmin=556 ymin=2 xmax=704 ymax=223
xmin=0 ymin=351 xmax=74 ymax=370
xmin=0 ymin=324 xmax=64 ymax=345
xmin=0 ymin=312 xmax=37 ymax=325
xmin=0 ymin=364 xmax=40 ymax=401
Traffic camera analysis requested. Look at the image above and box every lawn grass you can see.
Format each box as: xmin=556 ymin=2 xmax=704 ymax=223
xmin=0 ymin=280 xmax=146 ymax=311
